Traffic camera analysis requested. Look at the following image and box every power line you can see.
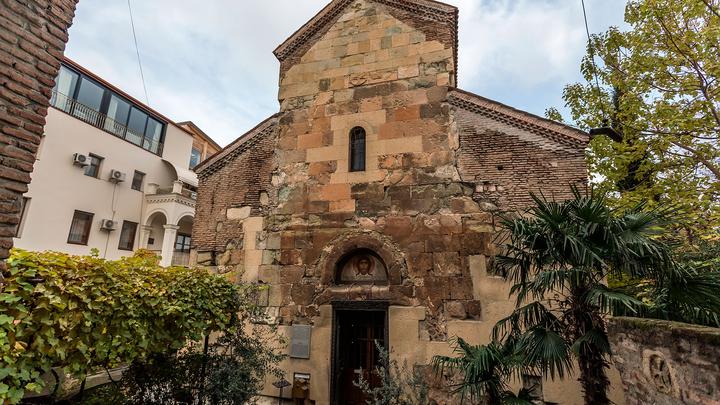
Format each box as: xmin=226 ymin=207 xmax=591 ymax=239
xmin=127 ymin=0 xmax=150 ymax=106
xmin=581 ymin=0 xmax=607 ymax=120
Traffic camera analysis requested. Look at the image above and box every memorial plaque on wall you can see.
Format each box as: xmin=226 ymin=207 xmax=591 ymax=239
xmin=290 ymin=324 xmax=312 ymax=359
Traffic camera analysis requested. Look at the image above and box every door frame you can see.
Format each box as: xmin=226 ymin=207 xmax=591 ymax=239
xmin=330 ymin=301 xmax=389 ymax=405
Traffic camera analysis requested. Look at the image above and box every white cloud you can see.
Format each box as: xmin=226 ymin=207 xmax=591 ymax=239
xmin=65 ymin=0 xmax=626 ymax=146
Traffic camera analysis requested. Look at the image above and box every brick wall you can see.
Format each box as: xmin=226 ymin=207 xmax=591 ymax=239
xmin=0 ymin=0 xmax=79 ymax=275
xmin=453 ymin=103 xmax=588 ymax=210
xmin=193 ymin=117 xmax=277 ymax=254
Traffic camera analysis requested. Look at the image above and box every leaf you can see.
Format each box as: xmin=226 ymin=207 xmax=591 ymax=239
xmin=0 ymin=315 xmax=14 ymax=326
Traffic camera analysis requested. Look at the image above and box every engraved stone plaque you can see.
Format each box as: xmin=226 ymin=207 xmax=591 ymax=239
xmin=290 ymin=324 xmax=312 ymax=359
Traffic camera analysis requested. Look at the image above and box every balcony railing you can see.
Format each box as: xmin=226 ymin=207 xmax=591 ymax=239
xmin=172 ymin=251 xmax=190 ymax=267
xmin=50 ymin=91 xmax=163 ymax=155
xmin=149 ymin=250 xmax=190 ymax=267
xmin=153 ymin=186 xmax=198 ymax=200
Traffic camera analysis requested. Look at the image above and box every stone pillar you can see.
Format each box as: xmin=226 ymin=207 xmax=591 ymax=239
xmin=160 ymin=224 xmax=179 ymax=267
xmin=172 ymin=180 xmax=183 ymax=194
xmin=139 ymin=225 xmax=153 ymax=249
xmin=0 ymin=0 xmax=80 ymax=280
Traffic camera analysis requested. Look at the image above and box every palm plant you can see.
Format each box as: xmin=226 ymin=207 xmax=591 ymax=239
xmin=491 ymin=187 xmax=676 ymax=405
xmin=431 ymin=337 xmax=535 ymax=405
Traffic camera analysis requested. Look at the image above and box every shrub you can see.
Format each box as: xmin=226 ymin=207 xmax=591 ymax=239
xmin=82 ymin=321 xmax=285 ymax=404
xmin=0 ymin=249 xmax=240 ymax=404
xmin=354 ymin=342 xmax=430 ymax=405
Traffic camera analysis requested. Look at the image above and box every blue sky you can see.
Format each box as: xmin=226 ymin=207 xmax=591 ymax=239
xmin=64 ymin=0 xmax=627 ymax=147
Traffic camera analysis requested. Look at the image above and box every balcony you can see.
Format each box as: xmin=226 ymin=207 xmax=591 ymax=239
xmin=50 ymin=91 xmax=163 ymax=155
xmin=142 ymin=182 xmax=195 ymax=267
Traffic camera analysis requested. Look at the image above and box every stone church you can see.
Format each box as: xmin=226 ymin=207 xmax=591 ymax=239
xmin=191 ymin=0 xmax=624 ymax=403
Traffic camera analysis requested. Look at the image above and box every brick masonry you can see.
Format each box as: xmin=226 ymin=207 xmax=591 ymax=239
xmin=0 ymin=0 xmax=79 ymax=275
xmin=608 ymin=317 xmax=720 ymax=405
xmin=192 ymin=0 xmax=593 ymax=402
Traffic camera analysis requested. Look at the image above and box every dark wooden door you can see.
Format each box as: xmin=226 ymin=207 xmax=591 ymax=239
xmin=335 ymin=310 xmax=386 ymax=405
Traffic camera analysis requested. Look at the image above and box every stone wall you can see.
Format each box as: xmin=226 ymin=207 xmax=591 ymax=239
xmin=0 ymin=0 xmax=79 ymax=275
xmin=608 ymin=317 xmax=720 ymax=405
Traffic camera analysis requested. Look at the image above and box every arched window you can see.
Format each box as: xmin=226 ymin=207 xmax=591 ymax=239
xmin=349 ymin=126 xmax=366 ymax=172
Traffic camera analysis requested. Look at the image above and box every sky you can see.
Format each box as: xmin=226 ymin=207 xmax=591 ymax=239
xmin=64 ymin=0 xmax=628 ymax=147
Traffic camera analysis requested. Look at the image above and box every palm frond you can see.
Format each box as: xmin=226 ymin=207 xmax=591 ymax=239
xmin=520 ymin=327 xmax=573 ymax=380
xmin=571 ymin=328 xmax=611 ymax=356
xmin=431 ymin=338 xmax=510 ymax=404
xmin=585 ymin=285 xmax=643 ymax=315
xmin=492 ymin=302 xmax=560 ymax=342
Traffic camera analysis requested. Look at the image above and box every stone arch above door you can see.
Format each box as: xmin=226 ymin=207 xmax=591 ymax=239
xmin=317 ymin=230 xmax=406 ymax=286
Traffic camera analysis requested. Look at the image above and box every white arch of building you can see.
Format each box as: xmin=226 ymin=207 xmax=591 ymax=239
xmin=140 ymin=209 xmax=195 ymax=267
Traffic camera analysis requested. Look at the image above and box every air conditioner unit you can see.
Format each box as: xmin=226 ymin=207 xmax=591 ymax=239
xmin=109 ymin=170 xmax=126 ymax=183
xmin=100 ymin=219 xmax=116 ymax=231
xmin=72 ymin=153 xmax=90 ymax=167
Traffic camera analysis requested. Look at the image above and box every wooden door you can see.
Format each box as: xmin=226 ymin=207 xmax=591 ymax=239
xmin=335 ymin=310 xmax=386 ymax=405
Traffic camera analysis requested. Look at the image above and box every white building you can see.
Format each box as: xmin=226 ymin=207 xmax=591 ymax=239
xmin=13 ymin=58 xmax=218 ymax=266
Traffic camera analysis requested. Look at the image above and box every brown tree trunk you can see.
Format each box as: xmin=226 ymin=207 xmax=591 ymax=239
xmin=577 ymin=337 xmax=611 ymax=405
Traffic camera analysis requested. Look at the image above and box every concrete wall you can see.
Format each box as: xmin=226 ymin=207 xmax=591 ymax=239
xmin=13 ymin=107 xmax=195 ymax=259
xmin=0 ymin=0 xmax=79 ymax=274
xmin=608 ymin=317 xmax=720 ymax=405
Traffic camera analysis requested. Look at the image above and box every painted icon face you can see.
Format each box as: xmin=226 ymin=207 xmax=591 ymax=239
xmin=356 ymin=257 xmax=372 ymax=275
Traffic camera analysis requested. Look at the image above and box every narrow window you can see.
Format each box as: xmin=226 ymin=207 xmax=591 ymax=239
xmin=126 ymin=107 xmax=148 ymax=146
xmin=50 ymin=66 xmax=79 ymax=110
xmin=189 ymin=147 xmax=202 ymax=169
xmin=131 ymin=170 xmax=145 ymax=191
xmin=118 ymin=221 xmax=138 ymax=251
xmin=14 ymin=197 xmax=30 ymax=237
xmin=67 ymin=210 xmax=94 ymax=245
xmin=349 ymin=126 xmax=366 ymax=172
xmin=84 ymin=154 xmax=103 ymax=178
xmin=174 ymin=234 xmax=192 ymax=253
xmin=105 ymin=94 xmax=131 ymax=137
xmin=143 ymin=117 xmax=164 ymax=154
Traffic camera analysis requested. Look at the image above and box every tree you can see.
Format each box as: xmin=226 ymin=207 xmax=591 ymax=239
xmin=491 ymin=188 xmax=676 ymax=405
xmin=558 ymin=0 xmax=720 ymax=243
xmin=431 ymin=337 xmax=535 ymax=405
xmin=611 ymin=238 xmax=720 ymax=327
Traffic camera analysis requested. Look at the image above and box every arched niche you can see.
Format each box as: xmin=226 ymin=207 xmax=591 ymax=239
xmin=318 ymin=230 xmax=406 ymax=286
xmin=335 ymin=248 xmax=388 ymax=285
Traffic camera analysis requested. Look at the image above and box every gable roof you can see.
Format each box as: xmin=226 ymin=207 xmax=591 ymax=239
xmin=448 ymin=88 xmax=589 ymax=147
xmin=274 ymin=0 xmax=458 ymax=70
xmin=176 ymin=121 xmax=222 ymax=151
xmin=194 ymin=114 xmax=279 ymax=178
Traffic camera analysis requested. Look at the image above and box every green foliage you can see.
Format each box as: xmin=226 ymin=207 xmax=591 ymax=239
xmin=492 ymin=188 xmax=677 ymax=405
xmin=82 ymin=320 xmax=285 ymax=404
xmin=354 ymin=342 xmax=430 ymax=405
xmin=0 ymin=249 xmax=240 ymax=404
xmin=611 ymin=240 xmax=720 ymax=327
xmin=431 ymin=337 xmax=535 ymax=405
xmin=558 ymin=0 xmax=720 ymax=243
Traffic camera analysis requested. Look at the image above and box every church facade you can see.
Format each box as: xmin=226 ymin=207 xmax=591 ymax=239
xmin=192 ymin=0 xmax=623 ymax=403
